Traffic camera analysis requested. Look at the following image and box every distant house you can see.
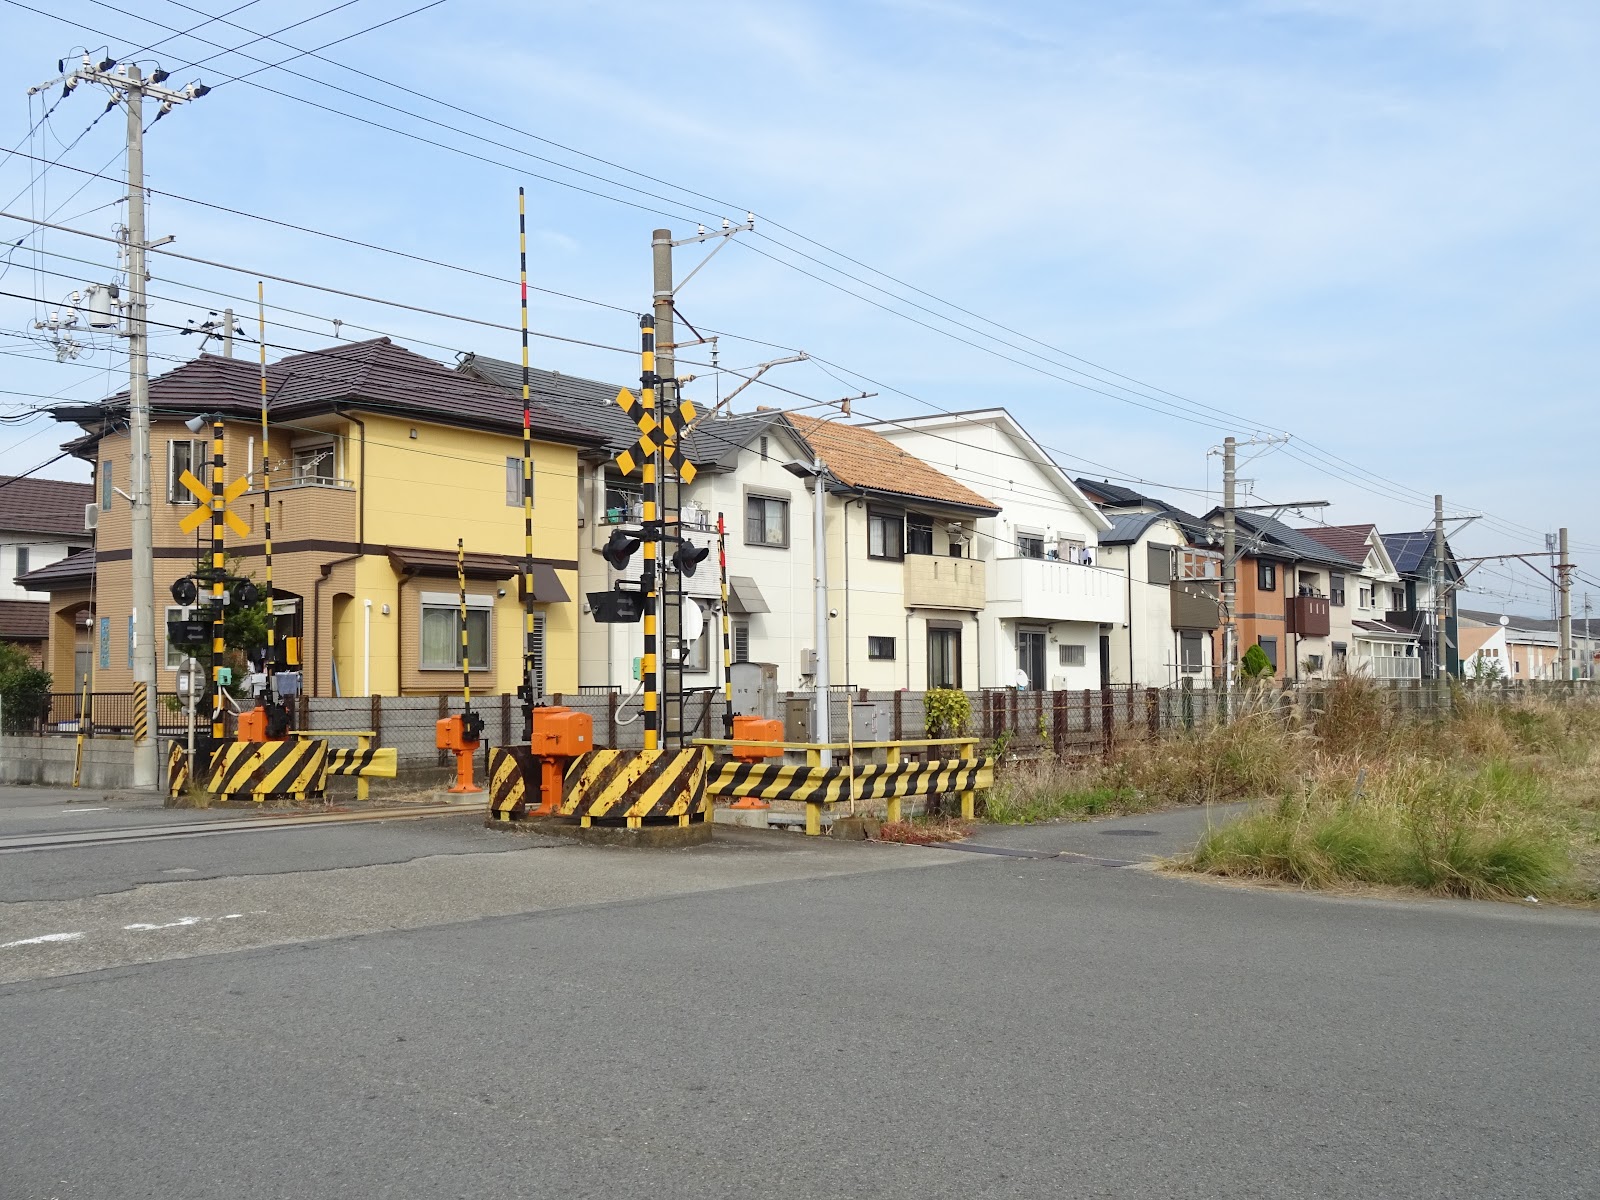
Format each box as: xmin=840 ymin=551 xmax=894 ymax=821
xmin=1299 ymin=524 xmax=1418 ymax=680
xmin=0 ymin=474 xmax=94 ymax=673
xmin=1459 ymin=608 xmax=1598 ymax=682
xmin=1380 ymin=531 xmax=1463 ymax=678
xmin=1457 ymin=620 xmax=1510 ymax=678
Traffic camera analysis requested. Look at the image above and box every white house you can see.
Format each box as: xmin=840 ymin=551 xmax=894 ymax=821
xmin=1096 ymin=512 xmax=1220 ymax=687
xmin=0 ymin=474 xmax=94 ymax=667
xmin=864 ymin=409 xmax=1122 ymax=690
xmin=1298 ymin=523 xmax=1414 ymax=677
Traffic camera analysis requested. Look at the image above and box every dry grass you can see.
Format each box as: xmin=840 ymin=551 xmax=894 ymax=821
xmin=1170 ymin=690 xmax=1600 ymax=904
xmin=877 ymin=817 xmax=976 ymax=845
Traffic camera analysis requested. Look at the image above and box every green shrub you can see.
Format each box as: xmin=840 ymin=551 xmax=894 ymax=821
xmin=0 ymin=641 xmax=51 ymax=733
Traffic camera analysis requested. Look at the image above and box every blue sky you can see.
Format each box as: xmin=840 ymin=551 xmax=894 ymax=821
xmin=1 ymin=0 xmax=1596 ymax=614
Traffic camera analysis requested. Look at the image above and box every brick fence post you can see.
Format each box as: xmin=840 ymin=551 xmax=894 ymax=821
xmin=1146 ymin=687 xmax=1160 ymax=739
xmin=500 ymin=692 xmax=511 ymax=747
xmin=436 ymin=693 xmax=448 ymax=767
xmin=892 ymin=690 xmax=903 ymax=742
xmin=370 ymin=693 xmax=382 ymax=745
xmin=1100 ymin=688 xmax=1114 ymax=758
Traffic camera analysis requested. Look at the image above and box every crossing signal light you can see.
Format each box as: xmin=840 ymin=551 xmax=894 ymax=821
xmin=672 ymin=541 xmax=710 ymax=577
xmin=602 ymin=528 xmax=641 ymax=570
xmin=170 ymin=576 xmax=198 ymax=606
xmin=232 ymin=580 xmax=260 ymax=607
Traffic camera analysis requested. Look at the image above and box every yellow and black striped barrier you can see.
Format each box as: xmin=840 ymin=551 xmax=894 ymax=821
xmin=558 ymin=748 xmax=709 ymax=829
xmin=707 ymin=756 xmax=995 ymax=834
xmin=204 ymin=739 xmax=328 ymax=804
xmin=488 ymin=746 xmax=539 ymax=822
xmin=133 ymin=686 xmax=148 ymax=745
xmin=325 ymin=745 xmax=398 ymax=780
xmin=165 ymin=741 xmax=188 ymax=800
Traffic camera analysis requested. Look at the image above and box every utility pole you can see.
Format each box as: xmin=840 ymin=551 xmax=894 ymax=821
xmin=1558 ymin=526 xmax=1572 ymax=683
xmin=1432 ymin=494 xmax=1447 ymax=686
xmin=1220 ymin=436 xmax=1237 ymax=710
xmin=651 ymin=229 xmax=683 ymax=747
xmin=46 ymin=57 xmax=208 ymax=790
xmin=222 ymin=307 xmax=234 ymax=358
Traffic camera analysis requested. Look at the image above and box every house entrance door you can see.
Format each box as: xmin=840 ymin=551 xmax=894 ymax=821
xmin=1017 ymin=628 xmax=1047 ymax=690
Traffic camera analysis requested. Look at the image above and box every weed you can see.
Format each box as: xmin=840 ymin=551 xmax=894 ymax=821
xmin=985 ymin=756 xmax=1144 ymax=824
xmin=877 ymin=817 xmax=975 ymax=845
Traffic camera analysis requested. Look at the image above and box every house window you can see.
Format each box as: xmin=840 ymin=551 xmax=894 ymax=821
xmin=101 ymin=460 xmax=112 ymax=511
xmin=1179 ymin=632 xmax=1204 ymax=673
xmin=1391 ymin=587 xmax=1406 ymax=610
xmin=1305 ymin=654 xmax=1325 ymax=673
xmin=1058 ymin=537 xmax=1085 ymax=562
xmin=928 ymin=626 xmax=962 ymax=689
xmin=505 ymin=457 xmax=535 ymax=507
xmin=733 ymin=621 xmax=750 ymax=663
xmin=1257 ymin=636 xmax=1278 ymax=670
xmin=867 ymin=635 xmax=896 ymax=660
xmin=99 ymin=616 xmax=110 ymax=669
xmin=1059 ymin=643 xmax=1086 ymax=667
xmin=868 ymin=511 xmax=904 ymax=561
xmin=1332 ymin=641 xmax=1348 ymax=660
xmin=167 ymin=439 xmax=205 ymax=503
xmin=1257 ymin=562 xmax=1277 ymax=591
xmin=1329 ymin=573 xmax=1346 ymax=606
xmin=1359 ymin=586 xmax=1373 ymax=609
xmin=1016 ymin=532 xmax=1045 ymax=559
xmin=906 ymin=514 xmax=933 ymax=556
xmin=292 ymin=444 xmax=335 ymax=484
xmin=420 ymin=594 xmax=491 ymax=671
xmin=745 ymin=493 xmax=789 ymax=548
xmin=14 ymin=547 xmax=27 ymax=578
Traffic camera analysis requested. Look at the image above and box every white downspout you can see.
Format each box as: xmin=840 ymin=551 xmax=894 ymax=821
xmin=363 ymin=599 xmax=372 ymax=696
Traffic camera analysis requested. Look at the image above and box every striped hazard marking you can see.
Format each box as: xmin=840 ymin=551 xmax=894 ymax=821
xmin=487 ymin=747 xmax=539 ymax=822
xmin=325 ymin=746 xmax=397 ymax=779
xmin=558 ymin=749 xmax=709 ymax=826
xmin=165 ymin=741 xmax=189 ymax=800
xmin=204 ymin=739 xmax=328 ymax=803
xmin=707 ymin=757 xmax=994 ymax=805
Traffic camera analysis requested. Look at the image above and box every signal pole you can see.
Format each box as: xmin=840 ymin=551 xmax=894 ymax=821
xmin=1220 ymin=436 xmax=1237 ymax=709
xmin=45 ymin=57 xmax=208 ymax=789
xmin=1433 ymin=495 xmax=1447 ymax=685
xmin=1558 ymin=527 xmax=1572 ymax=682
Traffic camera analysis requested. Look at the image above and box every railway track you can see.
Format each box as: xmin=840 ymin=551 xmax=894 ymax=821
xmin=0 ymin=804 xmax=472 ymax=854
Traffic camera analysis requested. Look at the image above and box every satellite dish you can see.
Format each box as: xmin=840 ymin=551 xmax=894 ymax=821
xmin=682 ymin=596 xmax=705 ymax=643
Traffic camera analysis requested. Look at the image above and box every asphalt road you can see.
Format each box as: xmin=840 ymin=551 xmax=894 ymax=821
xmin=2 ymin=791 xmax=1596 ymax=1199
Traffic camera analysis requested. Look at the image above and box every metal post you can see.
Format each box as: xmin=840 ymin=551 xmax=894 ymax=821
xmin=1558 ymin=527 xmax=1572 ymax=682
xmin=208 ymin=416 xmax=227 ymax=761
xmin=640 ymin=315 xmax=659 ymax=751
xmin=459 ymin=538 xmax=472 ymax=712
xmin=813 ymin=463 xmax=832 ymax=765
xmin=1220 ymin=436 xmax=1237 ymax=716
xmin=1432 ymin=495 xmax=1446 ymax=683
xmin=125 ymin=66 xmax=158 ymax=790
xmin=517 ymin=189 xmax=537 ymax=737
xmin=717 ymin=512 xmax=732 ymax=736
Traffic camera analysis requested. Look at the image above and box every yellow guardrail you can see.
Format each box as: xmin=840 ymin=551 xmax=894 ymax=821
xmin=292 ymin=729 xmax=380 ymax=800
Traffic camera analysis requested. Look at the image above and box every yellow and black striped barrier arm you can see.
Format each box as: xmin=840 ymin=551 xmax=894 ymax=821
xmin=324 ymin=745 xmax=397 ymax=778
xmin=558 ymin=748 xmax=709 ymax=829
xmin=706 ymin=756 xmax=995 ymax=833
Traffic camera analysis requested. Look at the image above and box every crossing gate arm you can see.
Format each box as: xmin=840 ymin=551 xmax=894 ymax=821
xmin=293 ymin=730 xmax=388 ymax=800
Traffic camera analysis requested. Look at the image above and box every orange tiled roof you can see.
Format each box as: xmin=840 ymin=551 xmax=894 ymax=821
xmin=785 ymin=416 xmax=998 ymax=512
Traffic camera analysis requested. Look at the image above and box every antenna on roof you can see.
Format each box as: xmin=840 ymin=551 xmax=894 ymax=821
xmin=331 ymin=318 xmax=343 ymax=340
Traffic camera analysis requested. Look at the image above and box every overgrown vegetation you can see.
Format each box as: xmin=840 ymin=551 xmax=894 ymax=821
xmin=924 ymin=688 xmax=971 ymax=738
xmin=877 ymin=817 xmax=976 ymax=845
xmin=979 ymin=675 xmax=1600 ymax=904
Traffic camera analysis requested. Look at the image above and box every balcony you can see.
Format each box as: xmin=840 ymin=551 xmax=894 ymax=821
xmin=1354 ymin=653 xmax=1421 ymax=680
xmin=987 ymin=556 xmax=1122 ymax=624
xmin=904 ymin=554 xmax=986 ymax=611
xmin=1172 ymin=580 xmax=1220 ymax=630
xmin=1287 ymin=594 xmax=1331 ymax=637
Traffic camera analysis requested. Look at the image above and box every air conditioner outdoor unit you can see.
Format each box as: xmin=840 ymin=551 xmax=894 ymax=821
xmin=800 ymin=647 xmax=817 ymax=676
xmin=84 ymin=502 xmax=99 ymax=531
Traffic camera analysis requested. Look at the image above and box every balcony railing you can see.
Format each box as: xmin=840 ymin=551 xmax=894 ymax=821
xmin=1354 ymin=655 xmax=1422 ymax=680
xmin=988 ymin=556 xmax=1122 ymax=624
xmin=905 ymin=554 xmax=986 ymax=611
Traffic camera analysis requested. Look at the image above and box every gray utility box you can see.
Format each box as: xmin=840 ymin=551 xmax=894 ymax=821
xmin=783 ymin=695 xmax=813 ymax=743
xmin=730 ymin=661 xmax=779 ymax=719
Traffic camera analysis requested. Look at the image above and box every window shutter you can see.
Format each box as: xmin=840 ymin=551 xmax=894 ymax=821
xmin=733 ymin=622 xmax=750 ymax=663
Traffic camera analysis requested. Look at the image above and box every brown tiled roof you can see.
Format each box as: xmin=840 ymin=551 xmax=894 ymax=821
xmin=1300 ymin=524 xmax=1375 ymax=566
xmin=55 ymin=339 xmax=604 ymax=449
xmin=0 ymin=599 xmax=48 ymax=640
xmin=784 ymin=416 xmax=999 ymax=513
xmin=16 ymin=548 xmax=95 ymax=591
xmin=0 ymin=475 xmax=94 ymax=536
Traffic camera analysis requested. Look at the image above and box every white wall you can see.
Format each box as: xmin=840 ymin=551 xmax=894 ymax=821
xmin=1 ymin=536 xmax=78 ymax=601
xmin=1097 ymin=517 xmax=1216 ymax=687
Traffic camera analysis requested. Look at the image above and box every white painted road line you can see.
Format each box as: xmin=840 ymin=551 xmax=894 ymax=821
xmin=2 ymin=932 xmax=86 ymax=948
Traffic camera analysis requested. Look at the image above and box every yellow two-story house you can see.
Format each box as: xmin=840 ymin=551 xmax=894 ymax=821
xmin=23 ymin=338 xmax=601 ymax=699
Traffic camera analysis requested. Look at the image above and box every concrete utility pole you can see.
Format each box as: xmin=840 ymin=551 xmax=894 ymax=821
xmin=222 ymin=307 xmax=234 ymax=358
xmin=650 ymin=229 xmax=682 ymax=746
xmin=810 ymin=462 xmax=831 ymax=765
xmin=46 ymin=59 xmax=208 ymax=789
xmin=1558 ymin=527 xmax=1572 ymax=682
xmin=1220 ymin=436 xmax=1237 ymax=708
